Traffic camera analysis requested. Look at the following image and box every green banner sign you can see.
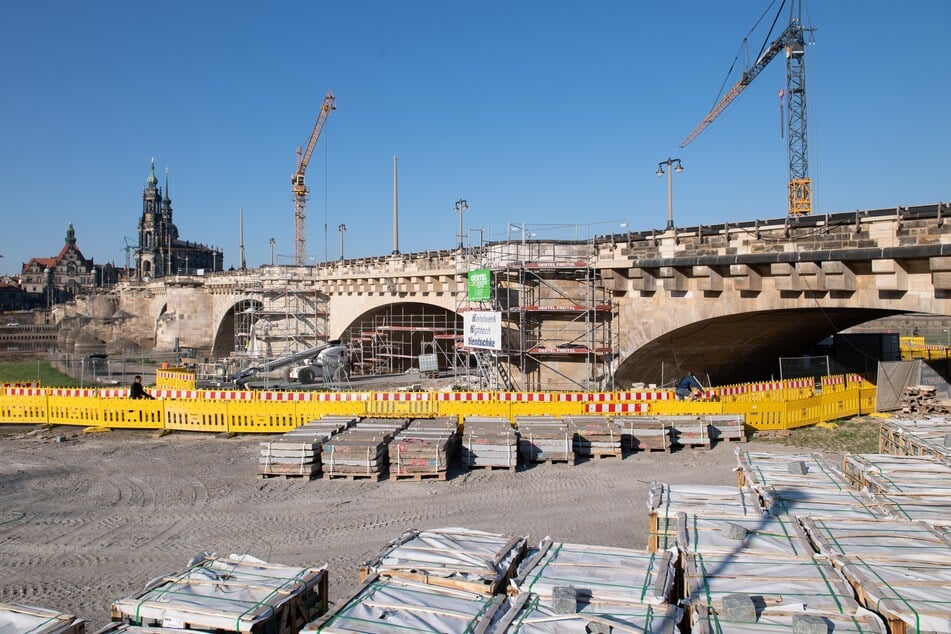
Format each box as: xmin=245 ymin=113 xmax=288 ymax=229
xmin=467 ymin=268 xmax=491 ymax=302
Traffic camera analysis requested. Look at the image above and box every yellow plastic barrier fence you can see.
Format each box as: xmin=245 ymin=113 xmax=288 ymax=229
xmin=101 ymin=398 xmax=164 ymax=429
xmin=297 ymin=391 xmax=371 ymax=420
xmin=156 ymin=368 xmax=197 ymax=390
xmin=47 ymin=389 xmax=103 ymax=427
xmin=164 ymin=399 xmax=228 ymax=433
xmin=0 ymin=374 xmax=875 ymax=434
xmin=0 ymin=387 xmax=48 ymax=424
xmin=368 ymin=392 xmax=436 ymax=417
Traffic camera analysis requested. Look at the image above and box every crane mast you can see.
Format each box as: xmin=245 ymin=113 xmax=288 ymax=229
xmin=293 ymin=90 xmax=336 ymax=266
xmin=680 ymin=1 xmax=814 ymax=216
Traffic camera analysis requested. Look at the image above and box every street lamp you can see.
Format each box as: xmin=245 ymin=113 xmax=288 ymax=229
xmin=337 ymin=224 xmax=347 ymax=261
xmin=656 ymin=157 xmax=684 ymax=231
xmin=268 ymin=238 xmax=275 ymax=266
xmin=453 ymin=199 xmax=468 ymax=250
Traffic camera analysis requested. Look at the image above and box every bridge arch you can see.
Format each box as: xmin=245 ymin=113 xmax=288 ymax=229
xmin=336 ymin=301 xmax=462 ymax=376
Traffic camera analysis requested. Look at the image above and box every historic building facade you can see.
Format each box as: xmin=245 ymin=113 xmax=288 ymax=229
xmin=20 ymin=224 xmax=119 ymax=307
xmin=135 ymin=160 xmax=223 ymax=280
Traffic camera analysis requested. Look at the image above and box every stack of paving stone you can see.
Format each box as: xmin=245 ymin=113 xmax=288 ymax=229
xmin=843 ymin=453 xmax=951 ymax=526
xmin=563 ymin=415 xmax=622 ymax=458
xmin=461 ymin=416 xmax=518 ymax=471
xmin=502 ymin=537 xmax=680 ymax=632
xmin=110 ymin=553 xmax=328 ymax=634
xmin=0 ymin=603 xmax=84 ymax=634
xmin=322 ymin=418 xmax=408 ymax=480
xmin=388 ymin=417 xmax=458 ymax=480
xmin=800 ymin=517 xmax=951 ymax=633
xmin=258 ymin=415 xmax=357 ymax=479
xmin=665 ymin=415 xmax=712 ymax=448
xmin=900 ymin=384 xmax=951 ymax=414
xmin=647 ymin=482 xmax=764 ymax=552
xmin=514 ymin=416 xmax=575 ymax=465
xmin=613 ymin=416 xmax=671 ymax=452
xmin=879 ymin=416 xmax=951 ymax=461
xmin=358 ymin=526 xmax=528 ymax=595
xmin=704 ymin=414 xmax=747 ymax=443
xmin=736 ymin=449 xmax=885 ymax=520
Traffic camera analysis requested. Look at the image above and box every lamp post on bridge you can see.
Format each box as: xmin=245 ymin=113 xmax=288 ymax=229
xmin=656 ymin=157 xmax=683 ymax=231
xmin=453 ymin=199 xmax=468 ymax=250
xmin=269 ymin=238 xmax=275 ymax=266
xmin=338 ymin=224 xmax=347 ymax=261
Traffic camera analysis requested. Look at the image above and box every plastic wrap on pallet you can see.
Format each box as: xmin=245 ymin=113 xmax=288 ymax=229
xmin=0 ymin=602 xmax=84 ymax=634
xmin=303 ymin=574 xmax=505 ymax=634
xmin=761 ymin=486 xmax=885 ymax=520
xmin=360 ymin=527 xmax=528 ymax=596
xmin=647 ymin=483 xmax=765 ymax=552
xmin=735 ymin=449 xmax=850 ymax=491
xmin=684 ymin=553 xmax=861 ymax=617
xmin=675 ymin=513 xmax=815 ymax=558
xmin=110 ymin=553 xmax=327 ymax=633
xmin=511 ymin=538 xmax=674 ymax=606
xmin=489 ymin=593 xmax=682 ymax=633
xmin=874 ymin=492 xmax=951 ymax=527
xmin=691 ymin=605 xmax=887 ymax=633
xmin=834 ymin=558 xmax=951 ymax=633
xmin=799 ymin=517 xmax=951 ymax=564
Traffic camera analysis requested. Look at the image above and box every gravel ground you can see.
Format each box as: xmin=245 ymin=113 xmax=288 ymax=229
xmin=0 ymin=424 xmax=797 ymax=631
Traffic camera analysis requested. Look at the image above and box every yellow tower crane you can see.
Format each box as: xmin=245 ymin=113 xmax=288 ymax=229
xmin=680 ymin=0 xmax=815 ymax=216
xmin=292 ymin=90 xmax=336 ymax=266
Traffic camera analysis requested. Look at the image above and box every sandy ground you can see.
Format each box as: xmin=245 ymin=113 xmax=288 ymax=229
xmin=0 ymin=425 xmax=795 ymax=631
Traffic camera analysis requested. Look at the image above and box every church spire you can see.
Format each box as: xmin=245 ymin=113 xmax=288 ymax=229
xmin=65 ymin=222 xmax=76 ymax=245
xmin=146 ymin=157 xmax=158 ymax=188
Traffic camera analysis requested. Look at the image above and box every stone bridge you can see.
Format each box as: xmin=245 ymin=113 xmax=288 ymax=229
xmin=60 ymin=203 xmax=951 ymax=388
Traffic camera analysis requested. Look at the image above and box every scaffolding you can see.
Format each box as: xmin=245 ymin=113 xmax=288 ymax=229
xmin=342 ymin=305 xmax=461 ymax=377
xmin=485 ymin=239 xmax=616 ymax=392
xmin=233 ymin=276 xmax=329 ymax=362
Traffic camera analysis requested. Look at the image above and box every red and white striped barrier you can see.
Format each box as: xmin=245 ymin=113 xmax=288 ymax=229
xmin=584 ymin=403 xmax=649 ymax=414
xmin=556 ymin=393 xmax=611 ymax=402
xmin=99 ymin=389 xmax=131 ymax=398
xmin=48 ymin=388 xmax=97 ymax=398
xmin=3 ymin=387 xmax=45 ymax=396
xmin=751 ymin=382 xmax=783 ymax=392
xmin=258 ymin=391 xmax=312 ymax=401
xmin=435 ymin=392 xmax=492 ymax=401
xmin=201 ymin=390 xmax=254 ymax=401
xmin=376 ymin=392 xmax=431 ymax=401
xmin=618 ymin=391 xmax=673 ymax=401
xmin=152 ymin=389 xmax=200 ymax=399
xmin=500 ymin=393 xmax=554 ymax=402
xmin=717 ymin=385 xmax=749 ymax=396
xmin=314 ymin=392 xmax=368 ymax=402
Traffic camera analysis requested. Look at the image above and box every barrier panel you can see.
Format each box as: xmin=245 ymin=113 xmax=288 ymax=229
xmin=584 ymin=403 xmax=649 ymax=415
xmin=156 ymin=368 xmax=197 ymax=390
xmin=650 ymin=400 xmax=724 ymax=416
xmin=227 ymin=400 xmax=299 ymax=434
xmin=820 ymin=388 xmax=861 ymax=422
xmin=47 ymin=393 xmax=102 ymax=427
xmin=434 ymin=392 xmax=506 ymax=420
xmin=368 ymin=392 xmax=436 ymax=417
xmin=152 ymin=389 xmax=201 ymax=399
xmin=618 ymin=390 xmax=674 ymax=401
xmin=163 ymin=400 xmax=228 ymax=433
xmin=100 ymin=399 xmax=164 ymax=429
xmin=0 ymin=387 xmax=47 ymax=424
xmin=99 ymin=388 xmax=131 ymax=398
xmin=297 ymin=392 xmax=370 ymax=421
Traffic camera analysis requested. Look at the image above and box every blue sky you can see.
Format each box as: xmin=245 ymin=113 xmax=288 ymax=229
xmin=1 ymin=0 xmax=948 ymax=274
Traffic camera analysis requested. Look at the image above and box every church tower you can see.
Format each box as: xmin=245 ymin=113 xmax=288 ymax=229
xmin=135 ymin=159 xmax=179 ymax=280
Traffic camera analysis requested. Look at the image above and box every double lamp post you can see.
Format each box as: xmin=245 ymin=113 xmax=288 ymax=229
xmin=656 ymin=157 xmax=683 ymax=231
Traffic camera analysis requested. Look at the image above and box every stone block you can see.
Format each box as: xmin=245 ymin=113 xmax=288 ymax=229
xmin=792 ymin=614 xmax=829 ymax=634
xmin=726 ymin=523 xmax=749 ymax=541
xmin=788 ymin=460 xmax=808 ymax=475
xmin=552 ymin=585 xmax=578 ymax=614
xmin=721 ymin=593 xmax=757 ymax=623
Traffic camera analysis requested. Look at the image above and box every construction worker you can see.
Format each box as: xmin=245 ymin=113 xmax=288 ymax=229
xmin=130 ymin=375 xmax=154 ymax=400
xmin=675 ymin=372 xmax=704 ymax=401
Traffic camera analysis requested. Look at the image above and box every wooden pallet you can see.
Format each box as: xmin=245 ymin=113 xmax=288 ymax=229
xmin=466 ymin=463 xmax=517 ymax=472
xmin=322 ymin=471 xmax=385 ymax=481
xmin=259 ymin=472 xmax=319 ymax=480
xmin=388 ymin=471 xmax=448 ymax=481
xmin=581 ymin=450 xmax=623 ymax=459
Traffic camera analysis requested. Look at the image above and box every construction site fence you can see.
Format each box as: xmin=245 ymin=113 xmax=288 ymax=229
xmin=0 ymin=374 xmax=875 ymax=433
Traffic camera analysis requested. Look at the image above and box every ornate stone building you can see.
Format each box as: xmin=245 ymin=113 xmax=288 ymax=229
xmin=135 ymin=159 xmax=223 ymax=280
xmin=20 ymin=224 xmax=118 ymax=307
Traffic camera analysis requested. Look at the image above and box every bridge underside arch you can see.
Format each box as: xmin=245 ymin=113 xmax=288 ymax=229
xmin=616 ymin=307 xmax=903 ymax=388
xmin=340 ymin=302 xmax=462 ymax=376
